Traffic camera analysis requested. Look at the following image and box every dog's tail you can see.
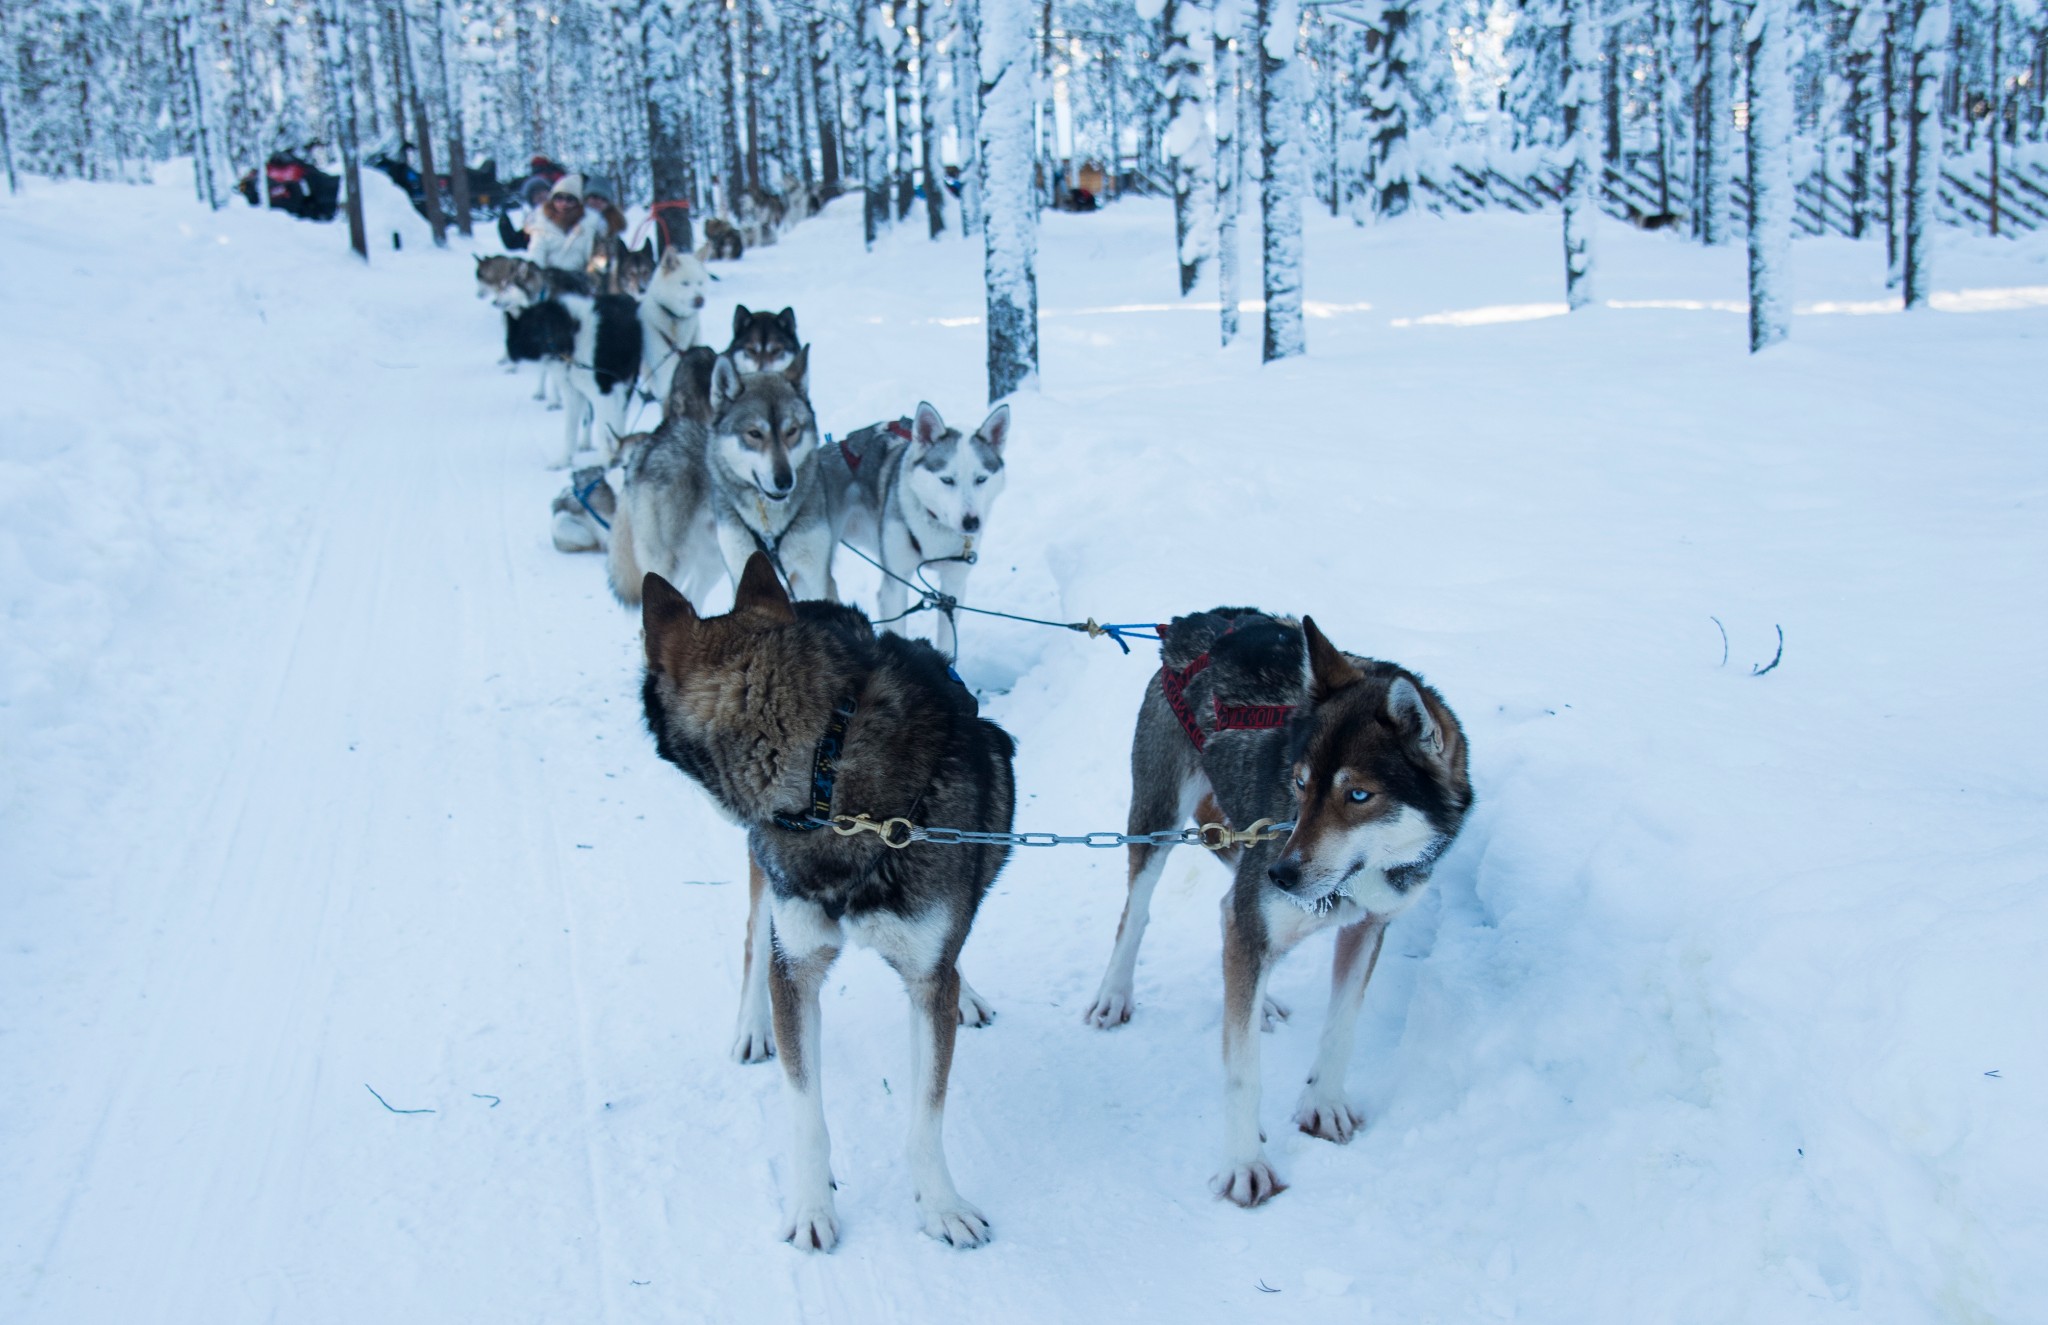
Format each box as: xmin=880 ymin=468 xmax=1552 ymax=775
xmin=606 ymin=498 xmax=643 ymax=606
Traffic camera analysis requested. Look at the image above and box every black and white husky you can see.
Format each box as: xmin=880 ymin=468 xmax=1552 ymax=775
xmin=553 ymin=293 xmax=643 ymax=468
xmin=826 ymin=402 xmax=1010 ymax=658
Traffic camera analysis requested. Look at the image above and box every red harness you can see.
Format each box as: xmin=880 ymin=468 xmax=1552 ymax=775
xmin=1159 ymin=643 xmax=1297 ymax=753
xmin=838 ymin=417 xmax=914 ymax=474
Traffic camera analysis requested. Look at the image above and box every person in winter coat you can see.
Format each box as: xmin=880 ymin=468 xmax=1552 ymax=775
xmin=527 ymin=174 xmax=607 ymax=274
xmin=583 ymin=176 xmax=629 ymax=238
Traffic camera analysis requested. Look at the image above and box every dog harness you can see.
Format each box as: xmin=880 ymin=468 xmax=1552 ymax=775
xmin=836 ymin=417 xmax=914 ymax=475
xmin=573 ymin=475 xmax=611 ymax=530
xmin=1158 ymin=627 xmax=1298 ymax=753
xmin=771 ymin=692 xmax=860 ymax=833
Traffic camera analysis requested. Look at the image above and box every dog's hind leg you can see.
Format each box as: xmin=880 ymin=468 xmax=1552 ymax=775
xmin=905 ymin=961 xmax=992 ymax=1248
xmin=732 ymin=853 xmax=777 ymax=1064
xmin=955 ymin=975 xmax=994 ymax=1028
xmin=1292 ymin=915 xmax=1386 ymax=1144
xmin=605 ymin=501 xmax=643 ymax=606
xmin=769 ymin=898 xmax=841 ymax=1251
xmin=1212 ymin=883 xmax=1285 ymax=1208
xmin=1086 ymin=697 xmax=1207 ymax=1029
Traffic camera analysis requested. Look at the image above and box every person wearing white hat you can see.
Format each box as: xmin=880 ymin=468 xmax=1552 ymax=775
xmin=528 ymin=172 xmax=606 ymax=274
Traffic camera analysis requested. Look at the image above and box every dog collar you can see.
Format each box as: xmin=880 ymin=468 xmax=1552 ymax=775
xmin=771 ymin=691 xmax=860 ymax=832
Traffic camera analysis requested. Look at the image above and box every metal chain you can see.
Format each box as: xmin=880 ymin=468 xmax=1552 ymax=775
xmin=815 ymin=813 xmax=1295 ymax=852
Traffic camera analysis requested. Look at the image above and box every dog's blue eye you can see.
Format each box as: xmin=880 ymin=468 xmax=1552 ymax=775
xmin=974 ymin=475 xmax=988 ymax=485
xmin=1348 ymin=789 xmax=1373 ymax=804
xmin=1294 ymin=774 xmax=1307 ymax=790
xmin=941 ymin=476 xmax=956 ymax=486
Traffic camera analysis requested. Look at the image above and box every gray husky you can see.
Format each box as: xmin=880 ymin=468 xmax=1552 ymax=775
xmin=607 ymin=348 xmax=835 ymax=607
xmin=1083 ymin=608 xmax=1471 ymax=1208
xmin=640 ymin=554 xmax=1015 ymax=1251
xmin=824 ymin=402 xmax=1010 ymax=657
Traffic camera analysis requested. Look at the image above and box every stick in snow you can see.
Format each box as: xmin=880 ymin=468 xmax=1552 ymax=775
xmin=1751 ymin=625 xmax=1785 ymax=676
xmin=365 ymin=1084 xmax=435 ymax=1114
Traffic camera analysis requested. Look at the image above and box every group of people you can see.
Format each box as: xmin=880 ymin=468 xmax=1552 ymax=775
xmin=496 ymin=156 xmax=631 ymax=276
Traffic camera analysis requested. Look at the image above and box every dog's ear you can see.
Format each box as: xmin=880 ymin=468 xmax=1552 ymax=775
xmin=641 ymin=573 xmax=697 ymax=666
xmin=734 ymin=552 xmax=795 ymax=619
xmin=976 ymin=402 xmax=1012 ymax=453
xmin=912 ymin=401 xmax=946 ymax=447
xmin=1386 ymin=676 xmax=1446 ymax=760
xmin=709 ymin=354 xmax=744 ymax=412
xmin=732 ymin=304 xmax=752 ymax=338
xmin=1303 ymin=616 xmax=1363 ymax=703
xmin=776 ymin=307 xmax=798 ymax=338
xmin=783 ymin=344 xmax=810 ymax=398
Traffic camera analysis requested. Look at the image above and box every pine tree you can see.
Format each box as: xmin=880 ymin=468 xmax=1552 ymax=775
xmin=1701 ymin=0 xmax=1733 ymax=243
xmin=981 ymin=0 xmax=1039 ymax=399
xmin=1747 ymin=0 xmax=1793 ymax=349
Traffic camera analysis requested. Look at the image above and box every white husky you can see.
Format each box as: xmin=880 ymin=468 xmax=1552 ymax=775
xmin=825 ymin=401 xmax=1011 ymax=659
xmin=636 ymin=250 xmax=710 ymax=406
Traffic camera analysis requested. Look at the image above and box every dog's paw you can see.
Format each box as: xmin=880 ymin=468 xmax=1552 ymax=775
xmin=1293 ymin=1092 xmax=1366 ymax=1144
xmin=1084 ymin=986 xmax=1135 ymax=1029
xmin=545 ymin=400 xmax=565 ymax=412
xmin=956 ymin=983 xmax=996 ymax=1028
xmin=918 ymin=1199 xmax=992 ymax=1249
xmin=782 ymin=1203 xmax=840 ymax=1253
xmin=730 ymin=1020 xmax=776 ymax=1065
xmin=1210 ymin=1158 xmax=1288 ymax=1209
xmin=1260 ymin=994 xmax=1292 ymax=1033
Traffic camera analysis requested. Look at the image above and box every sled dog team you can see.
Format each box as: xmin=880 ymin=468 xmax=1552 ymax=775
xmin=478 ymin=256 xmax=1474 ymax=1254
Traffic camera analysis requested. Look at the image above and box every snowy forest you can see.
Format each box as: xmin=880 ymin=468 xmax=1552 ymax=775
xmin=5 ymin=0 xmax=2044 ymax=364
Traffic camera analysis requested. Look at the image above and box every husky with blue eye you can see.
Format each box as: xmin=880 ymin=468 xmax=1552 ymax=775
xmin=824 ymin=401 xmax=1011 ymax=658
xmin=1083 ymin=608 xmax=1472 ymax=1209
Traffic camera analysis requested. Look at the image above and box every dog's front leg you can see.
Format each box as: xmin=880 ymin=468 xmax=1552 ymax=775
xmin=874 ymin=521 xmax=918 ymax=632
xmin=731 ymin=853 xmax=776 ymax=1064
xmin=1293 ymin=915 xmax=1386 ymax=1143
xmin=776 ymin=519 xmax=836 ymax=604
xmin=1086 ymin=769 xmax=1206 ymax=1029
xmin=769 ymin=897 xmax=841 ymax=1251
xmin=905 ymin=962 xmax=992 ymax=1248
xmin=931 ymin=557 xmax=973 ymax=658
xmin=1212 ymin=883 xmax=1285 ymax=1208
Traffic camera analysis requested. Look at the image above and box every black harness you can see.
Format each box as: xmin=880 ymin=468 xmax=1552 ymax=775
xmin=770 ymin=691 xmax=860 ymax=833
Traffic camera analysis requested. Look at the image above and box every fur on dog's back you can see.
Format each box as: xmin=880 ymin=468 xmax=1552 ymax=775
xmin=506 ymin=300 xmax=575 ymax=362
xmin=608 ymin=409 xmax=713 ymax=606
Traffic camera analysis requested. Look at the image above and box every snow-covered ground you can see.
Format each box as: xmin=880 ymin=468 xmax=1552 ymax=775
xmin=4 ymin=166 xmax=2045 ymax=1323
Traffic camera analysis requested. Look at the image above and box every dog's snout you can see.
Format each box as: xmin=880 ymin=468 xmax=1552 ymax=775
xmin=1268 ymin=857 xmax=1302 ymax=890
xmin=962 ymin=514 xmax=981 ymax=532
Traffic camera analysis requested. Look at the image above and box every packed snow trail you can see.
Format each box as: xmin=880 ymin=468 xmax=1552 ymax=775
xmin=4 ymin=169 xmax=2045 ymax=1323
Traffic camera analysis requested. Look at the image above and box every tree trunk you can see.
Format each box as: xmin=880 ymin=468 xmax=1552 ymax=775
xmin=859 ymin=1 xmax=892 ymax=246
xmin=1903 ymin=0 xmax=1949 ymax=307
xmin=921 ymin=0 xmax=946 ymax=236
xmin=1215 ymin=11 xmax=1242 ymax=347
xmin=720 ymin=1 xmax=744 ymax=216
xmin=1563 ymin=0 xmax=1598 ymax=307
xmin=981 ymin=0 xmax=1039 ymax=400
xmin=646 ymin=1 xmax=693 ymax=251
xmin=895 ymin=2 xmax=917 ymax=220
xmin=1256 ymin=0 xmax=1305 ymax=362
xmin=431 ymin=0 xmax=470 ymax=235
xmin=1884 ymin=6 xmax=1900 ymax=282
xmin=1165 ymin=0 xmax=1216 ymax=294
xmin=811 ymin=19 xmax=841 ymax=195
xmin=956 ymin=0 xmax=984 ymax=234
xmin=1746 ymin=0 xmax=1791 ymax=350
xmin=742 ymin=0 xmax=762 ymax=195
xmin=1701 ymin=0 xmax=1731 ymax=243
xmin=317 ymin=0 xmax=367 ymax=259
